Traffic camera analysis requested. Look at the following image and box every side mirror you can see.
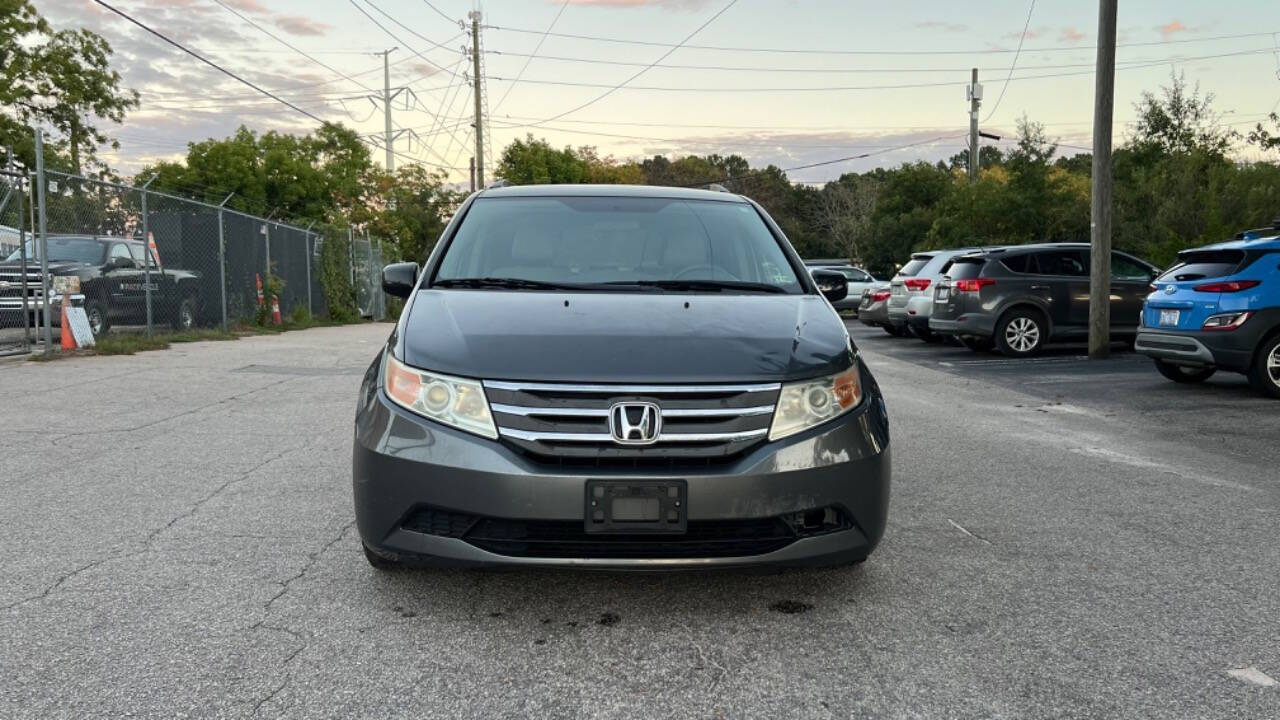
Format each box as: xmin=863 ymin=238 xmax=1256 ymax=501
xmin=382 ymin=262 xmax=419 ymax=299
xmin=109 ymin=256 xmax=134 ymax=269
xmin=811 ymin=269 xmax=848 ymax=303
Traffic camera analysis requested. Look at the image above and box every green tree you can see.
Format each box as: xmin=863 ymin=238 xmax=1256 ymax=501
xmin=1128 ymin=71 xmax=1237 ymax=159
xmin=1245 ymin=113 xmax=1280 ymax=157
xmin=495 ymin=135 xmax=588 ymax=185
xmin=0 ymin=0 xmax=138 ymax=173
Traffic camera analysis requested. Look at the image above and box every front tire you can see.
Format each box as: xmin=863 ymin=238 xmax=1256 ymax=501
xmin=1154 ymin=359 xmax=1216 ymax=384
xmin=171 ymin=297 xmax=196 ymax=331
xmin=995 ymin=308 xmax=1046 ymax=358
xmin=1246 ymin=335 xmax=1280 ymax=399
xmin=84 ymin=299 xmax=110 ymax=338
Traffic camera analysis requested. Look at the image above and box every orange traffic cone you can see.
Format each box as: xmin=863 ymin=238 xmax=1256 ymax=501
xmin=60 ymin=300 xmax=76 ymax=350
xmin=271 ymin=296 xmax=282 ymax=325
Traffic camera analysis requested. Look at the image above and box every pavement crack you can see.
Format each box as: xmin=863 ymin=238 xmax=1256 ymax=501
xmin=947 ymin=518 xmax=993 ymax=545
xmin=4 ymin=440 xmax=311 ymax=611
xmin=50 ymin=377 xmax=294 ymax=447
xmin=260 ymin=521 xmax=356 ymax=615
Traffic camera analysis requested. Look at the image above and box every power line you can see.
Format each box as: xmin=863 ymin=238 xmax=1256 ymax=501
xmin=421 ymin=0 xmax=459 ymax=27
xmin=491 ymin=0 xmax=569 ymax=113
xmin=91 ymin=0 xmax=461 ymax=171
xmin=983 ymin=0 xmax=1036 ymax=122
xmin=484 ymin=26 xmax=1280 ymax=56
xmin=486 ymin=47 xmax=1275 ymax=94
xmin=519 ymin=0 xmax=741 ymax=128
xmin=351 ymin=0 xmax=462 ymax=77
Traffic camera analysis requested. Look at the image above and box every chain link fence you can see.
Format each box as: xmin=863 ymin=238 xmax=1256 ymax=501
xmin=7 ymin=138 xmax=391 ymax=355
xmin=0 ymin=163 xmax=37 ymax=356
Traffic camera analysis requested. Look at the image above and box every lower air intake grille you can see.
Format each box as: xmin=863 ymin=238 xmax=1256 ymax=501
xmin=400 ymin=507 xmax=478 ymax=538
xmin=463 ymin=517 xmax=797 ymax=559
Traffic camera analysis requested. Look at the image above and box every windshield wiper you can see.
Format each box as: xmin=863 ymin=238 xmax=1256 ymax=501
xmin=433 ymin=277 xmax=590 ymax=291
xmin=608 ymin=279 xmax=787 ymax=294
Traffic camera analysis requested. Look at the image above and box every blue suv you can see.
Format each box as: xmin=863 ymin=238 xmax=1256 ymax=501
xmin=1135 ymin=221 xmax=1280 ymax=398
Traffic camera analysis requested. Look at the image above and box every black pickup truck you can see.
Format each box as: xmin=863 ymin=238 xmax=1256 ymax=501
xmin=0 ymin=235 xmax=202 ymax=337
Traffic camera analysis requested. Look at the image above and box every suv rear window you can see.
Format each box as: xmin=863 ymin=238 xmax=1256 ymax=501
xmin=436 ymin=196 xmax=802 ymax=292
xmin=944 ymin=257 xmax=985 ymax=279
xmin=898 ymin=256 xmax=932 ymax=277
xmin=1158 ymin=250 xmax=1245 ymax=282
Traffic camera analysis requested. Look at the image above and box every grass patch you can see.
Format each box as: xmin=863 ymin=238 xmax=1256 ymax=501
xmin=167 ymin=329 xmax=240 ymax=343
xmin=93 ymin=334 xmax=173 ymax=355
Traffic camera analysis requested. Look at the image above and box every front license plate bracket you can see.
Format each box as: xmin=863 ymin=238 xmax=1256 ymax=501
xmin=585 ymin=480 xmax=687 ymax=534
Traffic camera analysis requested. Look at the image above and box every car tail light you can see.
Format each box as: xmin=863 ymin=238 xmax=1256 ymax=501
xmin=1191 ymin=280 xmax=1260 ymax=293
xmin=903 ymin=278 xmax=932 ymax=291
xmin=870 ymin=290 xmax=890 ymax=302
xmin=953 ymin=278 xmax=995 ymax=292
xmin=1202 ymin=312 xmax=1252 ymax=331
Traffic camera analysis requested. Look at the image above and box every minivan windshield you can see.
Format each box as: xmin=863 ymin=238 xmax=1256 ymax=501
xmin=434 ymin=196 xmax=803 ymax=293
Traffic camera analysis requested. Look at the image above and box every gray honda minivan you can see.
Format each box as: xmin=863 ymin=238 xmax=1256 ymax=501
xmin=353 ymin=184 xmax=891 ymax=569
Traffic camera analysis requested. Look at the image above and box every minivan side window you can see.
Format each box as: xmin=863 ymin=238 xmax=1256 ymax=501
xmin=1033 ymin=250 xmax=1088 ymax=277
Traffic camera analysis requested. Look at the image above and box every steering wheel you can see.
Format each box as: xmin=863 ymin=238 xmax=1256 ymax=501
xmin=673 ymin=264 xmax=741 ymax=281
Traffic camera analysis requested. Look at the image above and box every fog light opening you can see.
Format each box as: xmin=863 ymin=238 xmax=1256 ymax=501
xmin=786 ymin=507 xmax=849 ymax=537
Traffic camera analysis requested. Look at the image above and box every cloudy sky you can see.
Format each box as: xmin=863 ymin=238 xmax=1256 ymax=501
xmin=38 ymin=0 xmax=1280 ymax=183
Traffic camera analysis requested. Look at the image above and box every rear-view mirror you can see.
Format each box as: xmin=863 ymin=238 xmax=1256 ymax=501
xmin=382 ymin=262 xmax=420 ymax=299
xmin=811 ymin=269 xmax=848 ymax=303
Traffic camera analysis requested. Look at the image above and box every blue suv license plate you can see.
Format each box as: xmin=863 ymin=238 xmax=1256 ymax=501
xmin=1159 ymin=309 xmax=1180 ymax=327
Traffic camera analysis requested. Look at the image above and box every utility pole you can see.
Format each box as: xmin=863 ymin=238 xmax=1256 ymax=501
xmin=1088 ymin=0 xmax=1118 ymax=359
xmin=470 ymin=11 xmax=485 ymax=188
xmin=382 ymin=48 xmax=396 ymax=172
xmin=967 ymin=68 xmax=981 ymax=182
xmin=469 ymin=156 xmax=476 ymax=192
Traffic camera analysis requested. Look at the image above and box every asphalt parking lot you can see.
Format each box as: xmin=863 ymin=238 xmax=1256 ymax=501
xmin=3 ymin=323 xmax=1278 ymax=719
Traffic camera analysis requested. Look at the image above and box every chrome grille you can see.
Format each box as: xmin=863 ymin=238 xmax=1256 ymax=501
xmin=0 ymin=271 xmax=44 ymax=307
xmin=483 ymin=380 xmax=779 ymax=464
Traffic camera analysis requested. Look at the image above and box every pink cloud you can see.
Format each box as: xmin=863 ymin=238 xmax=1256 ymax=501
xmin=1058 ymin=27 xmax=1085 ymax=44
xmin=221 ymin=0 xmax=269 ymax=13
xmin=273 ymin=14 xmax=332 ymax=37
xmin=915 ymin=21 xmax=968 ymax=33
xmin=560 ymin=0 xmax=712 ymax=8
xmin=1158 ymin=20 xmax=1188 ymax=39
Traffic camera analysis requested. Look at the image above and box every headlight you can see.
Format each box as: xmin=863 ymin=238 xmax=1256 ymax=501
xmin=768 ymin=365 xmax=862 ymax=441
xmin=383 ymin=354 xmax=498 ymax=439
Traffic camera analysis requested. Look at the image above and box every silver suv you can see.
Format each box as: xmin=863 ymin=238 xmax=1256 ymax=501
xmin=887 ymin=249 xmax=983 ymax=340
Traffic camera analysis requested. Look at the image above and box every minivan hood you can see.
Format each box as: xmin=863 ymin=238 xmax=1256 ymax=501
xmin=399 ymin=290 xmax=852 ymax=384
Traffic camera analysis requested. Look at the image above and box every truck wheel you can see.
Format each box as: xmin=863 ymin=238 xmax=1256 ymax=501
xmin=84 ymin=299 xmax=110 ymax=337
xmin=995 ymin=308 xmax=1046 ymax=358
xmin=1154 ymin=359 xmax=1216 ymax=384
xmin=1246 ymin=335 xmax=1280 ymax=399
xmin=171 ymin=297 xmax=196 ymax=331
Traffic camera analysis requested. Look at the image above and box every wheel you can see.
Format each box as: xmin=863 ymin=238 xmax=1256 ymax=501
xmin=171 ymin=297 xmax=196 ymax=331
xmin=883 ymin=323 xmax=908 ymax=337
xmin=84 ymin=299 xmax=110 ymax=338
xmin=959 ymin=336 xmax=995 ymax=352
xmin=995 ymin=308 xmax=1047 ymax=358
xmin=1246 ymin=334 xmax=1280 ymax=399
xmin=1154 ymin=359 xmax=1217 ymax=384
xmin=363 ymin=544 xmax=403 ymax=571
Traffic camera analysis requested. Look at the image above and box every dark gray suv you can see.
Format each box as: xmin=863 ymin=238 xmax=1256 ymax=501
xmin=929 ymin=243 xmax=1159 ymax=356
xmin=353 ymin=184 xmax=891 ymax=570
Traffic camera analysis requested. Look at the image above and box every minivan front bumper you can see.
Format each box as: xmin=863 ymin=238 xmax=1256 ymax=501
xmin=353 ymin=362 xmax=892 ymax=569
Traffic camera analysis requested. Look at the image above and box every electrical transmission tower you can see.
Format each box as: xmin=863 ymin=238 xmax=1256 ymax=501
xmin=364 ymin=47 xmax=422 ymax=172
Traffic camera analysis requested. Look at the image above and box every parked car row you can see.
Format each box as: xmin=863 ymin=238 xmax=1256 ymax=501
xmin=855 ymin=224 xmax=1280 ymax=398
